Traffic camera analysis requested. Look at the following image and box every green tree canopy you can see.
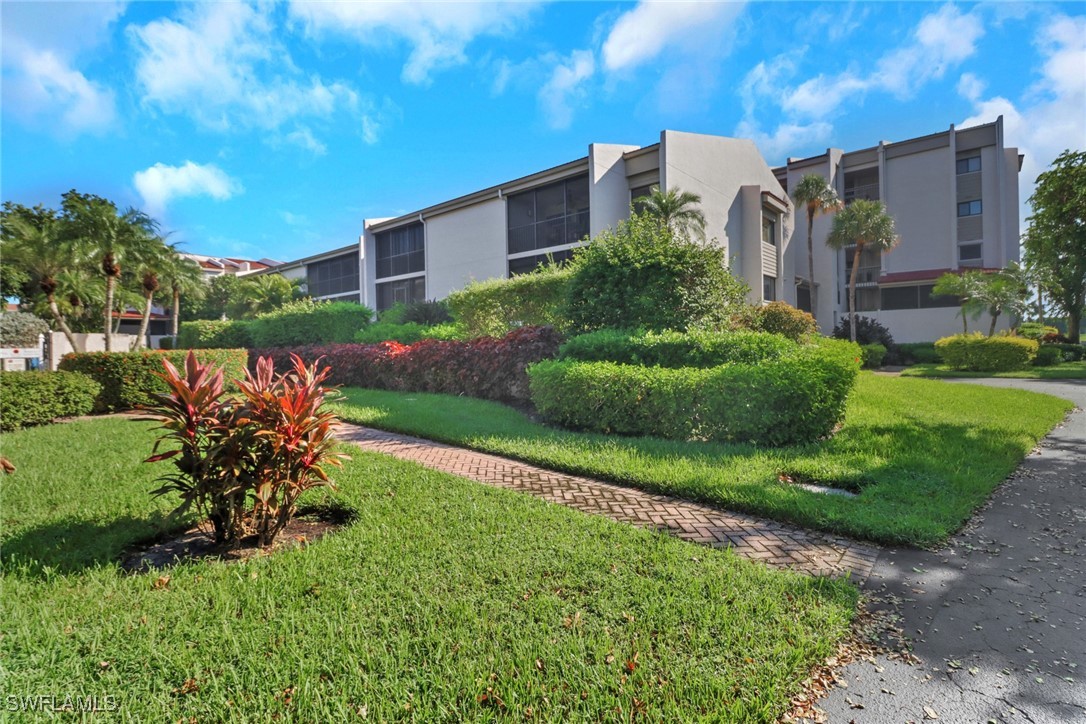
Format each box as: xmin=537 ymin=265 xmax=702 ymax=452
xmin=826 ymin=199 xmax=898 ymax=342
xmin=634 ymin=186 xmax=708 ymax=241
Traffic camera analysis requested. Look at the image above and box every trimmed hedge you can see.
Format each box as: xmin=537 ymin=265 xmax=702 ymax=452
xmin=935 ymin=334 xmax=1038 ymax=371
xmin=0 ymin=371 xmax=101 ymax=430
xmin=898 ymin=342 xmax=940 ymax=365
xmin=177 ymin=319 xmax=254 ymax=349
xmin=1033 ymin=345 xmax=1063 ymax=367
xmin=248 ymin=300 xmax=372 ymax=348
xmin=529 ymin=340 xmax=861 ymax=446
xmin=251 ymin=326 xmax=561 ymax=402
xmin=559 ymin=329 xmax=797 ymax=368
xmin=447 ymin=266 xmax=571 ymax=338
xmin=1047 ymin=343 xmax=1085 ymax=362
xmin=59 ymin=349 xmax=248 ymax=412
xmin=750 ymin=302 xmax=819 ymax=342
xmin=354 ymin=321 xmax=463 ymax=345
xmin=860 ymin=343 xmax=887 ymax=369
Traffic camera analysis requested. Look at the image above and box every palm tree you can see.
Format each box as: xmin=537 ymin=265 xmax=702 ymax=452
xmin=0 ymin=204 xmax=83 ymax=351
xmin=636 ymin=186 xmax=707 ymax=240
xmin=791 ymin=174 xmax=841 ymax=322
xmin=133 ymin=242 xmax=171 ymax=349
xmin=977 ymin=263 xmax=1031 ymax=336
xmin=230 ymin=274 xmax=299 ymax=318
xmin=826 ymin=199 xmax=899 ymax=342
xmin=933 ymin=270 xmax=986 ymax=333
xmin=61 ymin=191 xmax=162 ymax=351
xmin=160 ymin=250 xmax=206 ymax=341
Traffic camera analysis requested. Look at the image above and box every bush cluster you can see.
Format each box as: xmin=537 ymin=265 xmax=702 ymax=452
xmin=251 ymin=326 xmax=561 ymax=402
xmin=529 ymin=341 xmax=860 ymax=446
xmin=354 ymin=321 xmax=462 ymax=345
xmin=935 ymin=333 xmax=1038 ymax=371
xmin=177 ymin=319 xmax=254 ymax=349
xmin=0 ymin=370 xmax=101 ymax=430
xmin=860 ymin=343 xmax=887 ymax=369
xmin=832 ymin=316 xmax=895 ymax=349
xmin=247 ymin=299 xmax=372 ymax=348
xmin=59 ymin=349 xmax=248 ymax=411
xmin=0 ymin=311 xmax=49 ymax=347
xmin=1033 ymin=346 xmax=1063 ymax=367
xmin=1047 ymin=343 xmax=1085 ymax=362
xmin=748 ymin=302 xmax=819 ymax=341
xmin=559 ymin=329 xmax=796 ymax=368
xmin=447 ymin=265 xmax=571 ymax=338
xmin=897 ymin=342 xmax=941 ymax=365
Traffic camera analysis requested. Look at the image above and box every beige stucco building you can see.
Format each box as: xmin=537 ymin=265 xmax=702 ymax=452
xmin=259 ymin=117 xmax=1021 ymax=343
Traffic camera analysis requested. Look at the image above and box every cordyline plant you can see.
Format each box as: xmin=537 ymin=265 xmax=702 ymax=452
xmin=144 ymin=351 xmax=347 ymax=547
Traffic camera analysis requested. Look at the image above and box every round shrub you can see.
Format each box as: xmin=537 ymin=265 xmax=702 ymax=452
xmin=832 ymin=315 xmax=895 ymax=348
xmin=559 ymin=329 xmax=796 ymax=368
xmin=935 ymin=333 xmax=1038 ymax=371
xmin=897 ymin=342 xmax=940 ymax=365
xmin=400 ymin=299 xmax=453 ymax=325
xmin=1033 ymin=345 xmax=1063 ymax=367
xmin=564 ymin=214 xmax=748 ymax=333
xmin=0 ymin=370 xmax=101 ymax=430
xmin=860 ymin=343 xmax=887 ymax=369
xmin=751 ymin=302 xmax=819 ymax=341
xmin=0 ymin=311 xmax=49 ymax=347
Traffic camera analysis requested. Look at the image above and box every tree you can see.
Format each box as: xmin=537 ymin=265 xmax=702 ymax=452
xmin=61 ymin=191 xmax=164 ymax=351
xmin=160 ymin=251 xmax=206 ymax=341
xmin=791 ymin=174 xmax=840 ymax=322
xmin=229 ymin=274 xmax=299 ymax=318
xmin=133 ymin=242 xmax=172 ymax=349
xmin=1023 ymin=150 xmax=1086 ymax=343
xmin=0 ymin=203 xmax=83 ymax=351
xmin=977 ymin=263 xmax=1032 ymax=336
xmin=825 ymin=199 xmax=899 ymax=342
xmin=933 ymin=270 xmax=986 ymax=334
xmin=635 ymin=186 xmax=707 ymax=241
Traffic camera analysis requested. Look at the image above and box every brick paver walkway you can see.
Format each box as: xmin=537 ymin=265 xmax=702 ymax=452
xmin=337 ymin=423 xmax=879 ymax=581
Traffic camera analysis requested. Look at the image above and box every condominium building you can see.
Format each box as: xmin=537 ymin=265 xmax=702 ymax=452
xmin=259 ymin=117 xmax=1020 ymax=343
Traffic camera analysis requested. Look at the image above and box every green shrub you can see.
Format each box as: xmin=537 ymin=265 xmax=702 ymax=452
xmin=400 ymin=300 xmax=453 ymax=325
xmin=750 ymin=302 xmax=819 ymax=341
xmin=559 ymin=329 xmax=796 ymax=368
xmin=860 ymin=343 xmax=887 ymax=369
xmin=59 ymin=349 xmax=248 ymax=412
xmin=897 ymin=342 xmax=941 ymax=365
xmin=564 ymin=214 xmax=748 ymax=333
xmin=177 ymin=319 xmax=254 ymax=349
xmin=935 ymin=333 xmax=1038 ymax=371
xmin=1033 ymin=345 xmax=1063 ymax=367
xmin=0 ymin=371 xmax=101 ymax=430
xmin=247 ymin=299 xmax=373 ymax=348
xmin=1017 ymin=322 xmax=1060 ymax=340
xmin=1048 ymin=342 xmax=1086 ymax=362
xmin=529 ymin=341 xmax=860 ymax=446
xmin=158 ymin=337 xmax=174 ymax=350
xmin=0 ymin=311 xmax=49 ymax=347
xmin=354 ymin=321 xmax=465 ymax=345
xmin=447 ymin=265 xmax=571 ymax=338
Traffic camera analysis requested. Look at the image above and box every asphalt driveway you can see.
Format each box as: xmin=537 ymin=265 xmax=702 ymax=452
xmin=821 ymin=378 xmax=1086 ymax=724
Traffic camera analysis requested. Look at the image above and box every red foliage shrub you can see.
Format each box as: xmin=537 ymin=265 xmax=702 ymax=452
xmin=248 ymin=325 xmax=561 ymax=402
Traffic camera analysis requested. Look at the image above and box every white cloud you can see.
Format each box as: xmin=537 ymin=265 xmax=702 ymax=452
xmin=288 ymin=1 xmax=539 ymax=85
xmin=133 ymin=161 xmax=243 ymax=219
xmin=734 ymin=117 xmax=833 ymax=164
xmin=0 ymin=1 xmax=125 ymax=136
xmin=129 ymin=2 xmax=366 ymax=147
xmin=957 ymin=72 xmax=986 ymax=102
xmin=538 ymin=50 xmax=595 ymax=130
xmin=872 ymin=3 xmax=984 ymax=98
xmin=601 ymin=1 xmax=744 ymax=73
xmin=961 ymin=14 xmax=1086 ymax=225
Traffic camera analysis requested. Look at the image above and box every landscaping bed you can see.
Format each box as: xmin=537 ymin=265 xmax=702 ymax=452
xmin=2 ymin=417 xmax=857 ymax=721
xmin=330 ymin=374 xmax=1072 ymax=547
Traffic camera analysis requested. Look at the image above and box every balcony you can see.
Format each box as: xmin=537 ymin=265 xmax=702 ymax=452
xmin=844 ymin=183 xmax=880 ymax=203
xmin=844 ymin=265 xmax=882 ymax=287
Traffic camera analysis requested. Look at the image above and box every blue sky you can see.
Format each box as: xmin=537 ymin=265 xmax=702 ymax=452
xmin=2 ymin=1 xmax=1083 ymax=263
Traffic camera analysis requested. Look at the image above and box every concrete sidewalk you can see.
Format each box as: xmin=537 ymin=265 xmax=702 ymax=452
xmin=821 ymin=378 xmax=1086 ymax=724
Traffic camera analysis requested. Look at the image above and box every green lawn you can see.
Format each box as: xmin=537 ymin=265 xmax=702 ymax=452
xmin=900 ymin=361 xmax=1086 ymax=379
xmin=331 ymin=374 xmax=1072 ymax=548
xmin=2 ymin=418 xmax=856 ymax=722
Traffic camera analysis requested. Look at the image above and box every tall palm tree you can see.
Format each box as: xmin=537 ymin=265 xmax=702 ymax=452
xmin=133 ymin=242 xmax=171 ymax=349
xmin=636 ymin=186 xmax=707 ymax=240
xmin=160 ymin=250 xmax=206 ymax=341
xmin=0 ymin=205 xmax=83 ymax=351
xmin=61 ymin=191 xmax=162 ymax=351
xmin=791 ymin=174 xmax=841 ymax=322
xmin=826 ymin=199 xmax=899 ymax=342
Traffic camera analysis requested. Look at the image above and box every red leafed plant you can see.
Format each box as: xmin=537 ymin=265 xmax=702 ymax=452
xmin=145 ymin=351 xmax=347 ymax=547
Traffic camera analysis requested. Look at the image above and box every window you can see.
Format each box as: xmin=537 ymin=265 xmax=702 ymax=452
xmin=630 ymin=183 xmax=656 ymax=212
xmin=762 ymin=215 xmax=777 ymax=246
xmin=375 ymin=277 xmax=425 ymax=311
xmin=957 ymin=200 xmax=982 ymax=217
xmin=879 ymin=284 xmax=961 ymax=310
xmin=796 ymin=283 xmax=812 ymax=313
xmin=507 ymin=175 xmax=590 ymax=255
xmin=375 ymin=223 xmax=424 ymax=279
xmin=508 ymin=248 xmax=576 ymax=276
xmin=763 ymin=276 xmax=776 ymax=302
xmin=919 ymin=284 xmax=959 ymax=309
xmin=956 ymin=156 xmax=981 ymax=174
xmin=958 ymin=243 xmax=983 ymax=267
xmin=307 ymin=251 xmax=360 ymax=298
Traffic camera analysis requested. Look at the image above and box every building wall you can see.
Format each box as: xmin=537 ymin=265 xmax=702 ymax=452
xmin=862 ymin=307 xmax=1012 ymax=344
xmin=588 ymin=143 xmax=640 ymax=237
xmin=882 ymin=144 xmax=955 ymax=274
xmin=425 ymin=199 xmax=508 ymax=299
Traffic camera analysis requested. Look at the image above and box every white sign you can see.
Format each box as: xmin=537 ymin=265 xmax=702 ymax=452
xmin=0 ymin=347 xmax=42 ymax=359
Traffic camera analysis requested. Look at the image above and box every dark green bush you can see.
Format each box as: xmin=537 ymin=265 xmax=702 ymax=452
xmin=447 ymin=265 xmax=571 ymax=338
xmin=59 ymin=349 xmax=248 ymax=411
xmin=564 ymin=214 xmax=748 ymax=333
xmin=860 ymin=343 xmax=887 ymax=369
xmin=832 ymin=316 xmax=895 ymax=348
xmin=248 ymin=299 xmax=373 ymax=348
xmin=400 ymin=300 xmax=453 ymax=325
xmin=935 ymin=334 xmax=1038 ymax=371
xmin=529 ymin=341 xmax=860 ymax=446
xmin=750 ymin=302 xmax=819 ymax=341
xmin=559 ymin=329 xmax=796 ymax=368
xmin=158 ymin=337 xmax=175 ymax=350
xmin=0 ymin=371 xmax=101 ymax=430
xmin=354 ymin=321 xmax=463 ymax=344
xmin=0 ymin=311 xmax=49 ymax=347
xmin=177 ymin=319 xmax=253 ymax=349
xmin=1033 ymin=346 xmax=1063 ymax=367
xmin=1047 ymin=343 xmax=1085 ymax=362
xmin=897 ymin=342 xmax=941 ymax=365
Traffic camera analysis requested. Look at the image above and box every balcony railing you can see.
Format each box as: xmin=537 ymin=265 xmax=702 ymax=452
xmin=844 ymin=265 xmax=882 ymax=287
xmin=844 ymin=183 xmax=880 ymax=203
